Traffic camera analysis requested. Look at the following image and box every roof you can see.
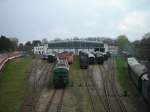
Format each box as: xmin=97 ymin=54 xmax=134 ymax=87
xmin=128 ymin=57 xmax=148 ymax=77
xmin=48 ymin=40 xmax=104 ymax=49
xmin=49 ymin=40 xmax=103 ymax=44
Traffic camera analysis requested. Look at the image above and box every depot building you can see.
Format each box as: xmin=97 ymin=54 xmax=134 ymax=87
xmin=33 ymin=40 xmax=108 ymax=55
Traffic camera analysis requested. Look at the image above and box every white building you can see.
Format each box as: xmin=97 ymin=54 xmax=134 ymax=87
xmin=33 ymin=44 xmax=48 ymax=55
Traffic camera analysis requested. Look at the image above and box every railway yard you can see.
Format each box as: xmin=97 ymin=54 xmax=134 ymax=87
xmin=0 ymin=51 xmax=149 ymax=112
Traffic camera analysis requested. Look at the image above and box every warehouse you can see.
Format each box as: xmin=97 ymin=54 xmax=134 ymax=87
xmin=47 ymin=40 xmax=107 ymax=55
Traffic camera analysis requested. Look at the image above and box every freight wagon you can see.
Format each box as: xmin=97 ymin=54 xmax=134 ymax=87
xmin=87 ymin=52 xmax=95 ymax=65
xmin=57 ymin=51 xmax=74 ymax=65
xmin=79 ymin=51 xmax=88 ymax=69
xmin=48 ymin=53 xmax=56 ymax=63
xmin=79 ymin=51 xmax=95 ymax=65
xmin=95 ymin=53 xmax=104 ymax=64
xmin=127 ymin=57 xmax=150 ymax=104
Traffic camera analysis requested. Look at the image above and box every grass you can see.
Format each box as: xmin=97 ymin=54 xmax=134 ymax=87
xmin=115 ymin=56 xmax=128 ymax=88
xmin=70 ymin=56 xmax=84 ymax=86
xmin=69 ymin=56 xmax=91 ymax=112
xmin=0 ymin=57 xmax=32 ymax=112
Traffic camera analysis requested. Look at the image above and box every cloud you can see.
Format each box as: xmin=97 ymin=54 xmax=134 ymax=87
xmin=118 ymin=11 xmax=150 ymax=33
xmin=0 ymin=0 xmax=149 ymax=42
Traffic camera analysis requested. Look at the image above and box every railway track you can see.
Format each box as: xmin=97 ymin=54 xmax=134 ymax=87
xmin=99 ymin=58 xmax=127 ymax=112
xmin=108 ymin=58 xmax=127 ymax=112
xmin=83 ymin=69 xmax=96 ymax=112
xmin=45 ymin=89 xmax=65 ymax=112
xmin=83 ymin=66 xmax=110 ymax=112
xmin=20 ymin=59 xmax=52 ymax=112
xmin=99 ymin=65 xmax=112 ymax=112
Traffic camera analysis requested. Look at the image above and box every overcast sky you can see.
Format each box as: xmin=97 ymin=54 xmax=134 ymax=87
xmin=0 ymin=0 xmax=150 ymax=43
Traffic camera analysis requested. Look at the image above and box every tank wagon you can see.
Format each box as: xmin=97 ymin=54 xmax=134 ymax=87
xmin=53 ymin=59 xmax=69 ymax=88
xmin=127 ymin=58 xmax=150 ymax=104
xmin=79 ymin=51 xmax=89 ymax=69
xmin=95 ymin=53 xmax=104 ymax=64
xmin=79 ymin=51 xmax=95 ymax=65
xmin=87 ymin=52 xmax=95 ymax=65
xmin=101 ymin=52 xmax=108 ymax=60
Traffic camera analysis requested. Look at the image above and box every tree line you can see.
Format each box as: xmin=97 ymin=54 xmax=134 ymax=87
xmin=115 ymin=33 xmax=150 ymax=60
xmin=0 ymin=35 xmax=18 ymax=52
xmin=0 ymin=34 xmax=149 ymax=60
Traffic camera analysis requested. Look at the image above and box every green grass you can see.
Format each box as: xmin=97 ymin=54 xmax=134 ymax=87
xmin=0 ymin=57 xmax=32 ymax=112
xmin=69 ymin=56 xmax=91 ymax=112
xmin=116 ymin=56 xmax=128 ymax=88
xmin=70 ymin=56 xmax=84 ymax=86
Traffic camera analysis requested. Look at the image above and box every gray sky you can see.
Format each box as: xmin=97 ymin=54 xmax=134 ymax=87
xmin=0 ymin=0 xmax=150 ymax=43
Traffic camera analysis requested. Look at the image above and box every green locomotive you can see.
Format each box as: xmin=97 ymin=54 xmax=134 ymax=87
xmin=53 ymin=59 xmax=69 ymax=88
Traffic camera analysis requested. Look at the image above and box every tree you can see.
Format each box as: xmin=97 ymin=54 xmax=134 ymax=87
xmin=54 ymin=38 xmax=62 ymax=42
xmin=42 ymin=38 xmax=48 ymax=44
xmin=116 ymin=35 xmax=131 ymax=52
xmin=32 ymin=40 xmax=41 ymax=46
xmin=25 ymin=41 xmax=32 ymax=53
xmin=18 ymin=43 xmax=24 ymax=51
xmin=73 ymin=37 xmax=79 ymax=40
xmin=0 ymin=35 xmax=14 ymax=52
xmin=137 ymin=33 xmax=150 ymax=59
xmin=9 ymin=37 xmax=19 ymax=50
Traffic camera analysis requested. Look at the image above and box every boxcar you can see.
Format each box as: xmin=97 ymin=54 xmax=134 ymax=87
xmin=53 ymin=59 xmax=69 ymax=88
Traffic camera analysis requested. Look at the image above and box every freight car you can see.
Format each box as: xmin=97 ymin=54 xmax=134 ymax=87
xmin=101 ymin=52 xmax=108 ymax=60
xmin=127 ymin=57 xmax=150 ymax=104
xmin=79 ymin=51 xmax=95 ymax=65
xmin=95 ymin=53 xmax=104 ymax=64
xmin=79 ymin=51 xmax=88 ymax=69
xmin=48 ymin=53 xmax=56 ymax=63
xmin=56 ymin=51 xmax=74 ymax=65
xmin=87 ymin=52 xmax=95 ymax=64
xmin=53 ymin=59 xmax=69 ymax=88
xmin=92 ymin=51 xmax=104 ymax=64
xmin=106 ymin=51 xmax=111 ymax=58
xmin=66 ymin=52 xmax=74 ymax=65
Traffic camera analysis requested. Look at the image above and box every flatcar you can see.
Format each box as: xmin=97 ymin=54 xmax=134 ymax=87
xmin=127 ymin=57 xmax=150 ymax=104
xmin=53 ymin=59 xmax=69 ymax=88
